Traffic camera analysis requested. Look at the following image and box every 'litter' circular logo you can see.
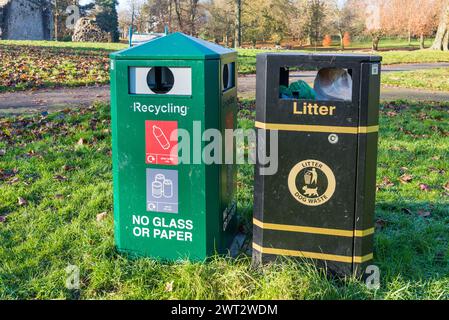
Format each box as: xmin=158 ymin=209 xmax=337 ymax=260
xmin=288 ymin=160 xmax=336 ymax=207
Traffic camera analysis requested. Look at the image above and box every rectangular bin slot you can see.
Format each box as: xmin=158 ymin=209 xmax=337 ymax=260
xmin=129 ymin=66 xmax=192 ymax=95
xmin=222 ymin=62 xmax=235 ymax=92
xmin=279 ymin=66 xmax=353 ymax=102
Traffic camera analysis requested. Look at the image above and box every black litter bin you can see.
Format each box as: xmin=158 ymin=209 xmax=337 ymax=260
xmin=253 ymin=53 xmax=382 ymax=276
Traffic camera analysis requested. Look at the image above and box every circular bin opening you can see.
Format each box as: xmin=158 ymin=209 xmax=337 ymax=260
xmin=222 ymin=64 xmax=230 ymax=90
xmin=147 ymin=67 xmax=174 ymax=94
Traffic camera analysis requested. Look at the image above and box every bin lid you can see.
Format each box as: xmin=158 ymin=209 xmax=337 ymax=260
xmin=110 ymin=32 xmax=236 ymax=60
xmin=259 ymin=52 xmax=382 ymax=63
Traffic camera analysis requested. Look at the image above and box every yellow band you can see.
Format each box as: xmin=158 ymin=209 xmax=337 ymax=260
xmin=253 ymin=243 xmax=373 ymax=264
xmin=253 ymin=218 xmax=374 ymax=238
xmin=255 ymin=121 xmax=379 ymax=135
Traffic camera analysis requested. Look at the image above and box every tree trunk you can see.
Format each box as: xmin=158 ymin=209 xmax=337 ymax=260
xmin=188 ymin=0 xmax=199 ymax=36
xmin=174 ymin=0 xmax=184 ymax=32
xmin=372 ymin=37 xmax=380 ymax=51
xmin=444 ymin=30 xmax=449 ymax=51
xmin=54 ymin=1 xmax=59 ymax=41
xmin=431 ymin=0 xmax=449 ymax=51
xmin=339 ymin=32 xmax=344 ymax=50
xmin=168 ymin=0 xmax=172 ymax=32
xmin=234 ymin=0 xmax=241 ymax=48
xmin=420 ymin=33 xmax=425 ymax=50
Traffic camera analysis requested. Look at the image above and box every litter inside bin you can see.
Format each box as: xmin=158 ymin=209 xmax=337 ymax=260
xmin=280 ymin=80 xmax=316 ymax=100
xmin=314 ymin=68 xmax=352 ymax=101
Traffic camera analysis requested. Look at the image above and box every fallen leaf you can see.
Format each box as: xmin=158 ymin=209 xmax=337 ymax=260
xmin=0 ymin=149 xmax=5 ymax=156
xmin=165 ymin=281 xmax=174 ymax=292
xmin=77 ymin=138 xmax=85 ymax=146
xmin=9 ymin=177 xmax=19 ymax=184
xmin=432 ymin=156 xmax=441 ymax=161
xmin=96 ymin=212 xmax=108 ymax=222
xmin=375 ymin=219 xmax=387 ymax=230
xmin=401 ymin=208 xmax=413 ymax=215
xmin=53 ymin=174 xmax=67 ymax=181
xmin=390 ymin=146 xmax=405 ymax=151
xmin=62 ymin=165 xmax=75 ymax=171
xmin=428 ymin=167 xmax=445 ymax=175
xmin=399 ymin=174 xmax=413 ymax=184
xmin=419 ymin=184 xmax=431 ymax=192
xmin=443 ymin=182 xmax=449 ymax=192
xmin=418 ymin=210 xmax=431 ymax=218
xmin=377 ymin=177 xmax=394 ymax=190
xmin=18 ymin=197 xmax=27 ymax=206
xmin=54 ymin=194 xmax=64 ymax=199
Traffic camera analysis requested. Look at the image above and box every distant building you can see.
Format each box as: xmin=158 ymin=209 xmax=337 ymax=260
xmin=0 ymin=0 xmax=53 ymax=40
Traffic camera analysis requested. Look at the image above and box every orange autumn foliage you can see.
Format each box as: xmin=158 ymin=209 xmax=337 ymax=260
xmin=343 ymin=32 xmax=351 ymax=47
xmin=322 ymin=35 xmax=332 ymax=47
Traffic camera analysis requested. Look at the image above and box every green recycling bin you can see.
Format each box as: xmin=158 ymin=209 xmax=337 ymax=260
xmin=110 ymin=32 xmax=238 ymax=261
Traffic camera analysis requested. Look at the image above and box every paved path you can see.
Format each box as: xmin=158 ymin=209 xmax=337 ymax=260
xmin=1 ymin=63 xmax=449 ymax=114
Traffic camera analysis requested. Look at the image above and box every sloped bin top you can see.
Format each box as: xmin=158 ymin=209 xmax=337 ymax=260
xmin=110 ymin=32 xmax=236 ymax=60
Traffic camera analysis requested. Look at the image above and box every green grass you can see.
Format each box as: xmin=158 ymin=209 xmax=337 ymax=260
xmin=0 ymin=100 xmax=448 ymax=299
xmin=1 ymin=41 xmax=449 ymax=93
xmin=0 ymin=40 xmax=127 ymax=52
xmin=237 ymin=49 xmax=449 ymax=74
xmin=0 ymin=44 xmax=110 ymax=92
xmin=383 ymin=68 xmax=449 ymax=92
xmin=348 ymin=38 xmax=434 ymax=50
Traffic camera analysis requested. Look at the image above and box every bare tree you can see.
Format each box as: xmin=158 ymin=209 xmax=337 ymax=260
xmin=328 ymin=0 xmax=357 ymax=50
xmin=234 ymin=0 xmax=241 ymax=47
xmin=431 ymin=0 xmax=449 ymax=51
xmin=188 ymin=0 xmax=200 ymax=35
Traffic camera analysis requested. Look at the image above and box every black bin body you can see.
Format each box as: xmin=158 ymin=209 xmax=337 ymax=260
xmin=253 ymin=53 xmax=382 ymax=276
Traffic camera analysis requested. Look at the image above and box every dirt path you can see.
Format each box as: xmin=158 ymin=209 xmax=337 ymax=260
xmin=1 ymin=63 xmax=449 ymax=115
xmin=0 ymin=86 xmax=109 ymax=115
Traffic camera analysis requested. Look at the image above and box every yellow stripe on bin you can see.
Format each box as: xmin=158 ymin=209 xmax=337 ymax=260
xmin=255 ymin=121 xmax=379 ymax=135
xmin=253 ymin=243 xmax=353 ymax=263
xmin=252 ymin=243 xmax=373 ymax=264
xmin=354 ymin=228 xmax=375 ymax=237
xmin=353 ymin=253 xmax=374 ymax=263
xmin=358 ymin=125 xmax=379 ymax=134
xmin=253 ymin=218 xmax=374 ymax=238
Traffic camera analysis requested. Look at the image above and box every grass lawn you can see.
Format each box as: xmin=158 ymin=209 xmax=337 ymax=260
xmin=348 ymin=38 xmax=434 ymax=50
xmin=2 ymin=41 xmax=449 ymax=92
xmin=0 ymin=100 xmax=448 ymax=300
xmin=0 ymin=44 xmax=110 ymax=92
xmin=237 ymin=49 xmax=449 ymax=74
xmin=383 ymin=68 xmax=449 ymax=92
xmin=0 ymin=40 xmax=127 ymax=52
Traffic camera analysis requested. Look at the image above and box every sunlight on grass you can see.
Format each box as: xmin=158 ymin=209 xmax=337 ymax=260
xmin=383 ymin=68 xmax=449 ymax=91
xmin=0 ymin=100 xmax=448 ymax=300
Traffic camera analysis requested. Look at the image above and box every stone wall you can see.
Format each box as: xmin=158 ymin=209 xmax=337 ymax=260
xmin=0 ymin=0 xmax=53 ymax=40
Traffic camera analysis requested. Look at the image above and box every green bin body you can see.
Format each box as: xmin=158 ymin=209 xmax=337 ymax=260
xmin=110 ymin=33 xmax=238 ymax=261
